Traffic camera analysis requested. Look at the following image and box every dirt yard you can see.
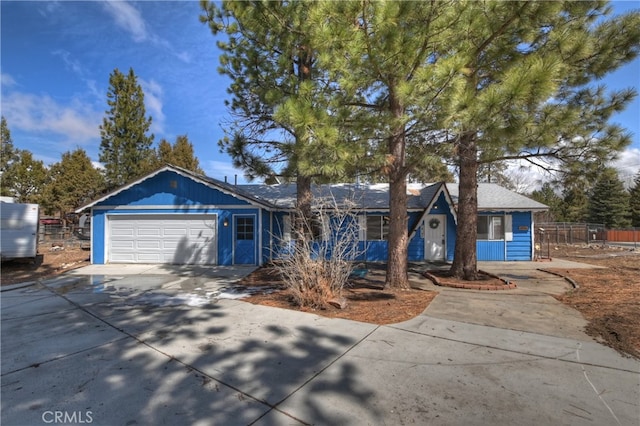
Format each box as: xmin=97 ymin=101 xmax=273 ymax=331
xmin=545 ymin=244 xmax=640 ymax=359
xmin=2 ymin=243 xmax=638 ymax=358
xmin=1 ymin=244 xmax=90 ymax=286
xmin=238 ymin=264 xmax=438 ymax=325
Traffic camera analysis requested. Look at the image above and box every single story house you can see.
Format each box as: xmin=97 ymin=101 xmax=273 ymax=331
xmin=77 ymin=165 xmax=547 ymax=266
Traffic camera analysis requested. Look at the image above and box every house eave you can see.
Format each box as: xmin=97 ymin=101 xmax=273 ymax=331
xmin=75 ymin=165 xmax=277 ymax=213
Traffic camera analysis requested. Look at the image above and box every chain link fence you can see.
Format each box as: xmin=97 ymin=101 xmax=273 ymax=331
xmin=38 ymin=223 xmax=90 ymax=249
xmin=535 ymin=222 xmax=607 ymax=246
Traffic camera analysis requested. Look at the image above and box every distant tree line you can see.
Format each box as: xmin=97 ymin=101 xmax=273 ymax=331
xmin=0 ymin=68 xmax=203 ymax=221
xmin=530 ymin=166 xmax=640 ymax=228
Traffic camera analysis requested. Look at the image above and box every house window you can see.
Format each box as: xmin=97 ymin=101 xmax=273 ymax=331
xmin=477 ymin=215 xmax=504 ymax=240
xmin=310 ymin=216 xmax=330 ymax=241
xmin=366 ymin=216 xmax=389 ymax=240
xmin=284 ymin=214 xmax=328 ymax=241
xmin=282 ymin=215 xmax=292 ymax=241
xmin=236 ymin=217 xmax=254 ymax=240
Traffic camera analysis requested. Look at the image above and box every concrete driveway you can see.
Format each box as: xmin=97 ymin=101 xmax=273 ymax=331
xmin=1 ymin=262 xmax=638 ymax=425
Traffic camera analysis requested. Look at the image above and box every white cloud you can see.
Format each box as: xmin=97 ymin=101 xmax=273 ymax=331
xmin=1 ymin=73 xmax=17 ymax=88
xmin=611 ymin=148 xmax=640 ymax=187
xmin=101 ymin=1 xmax=190 ymax=63
xmin=175 ymin=51 xmax=192 ymax=64
xmin=140 ymin=78 xmax=165 ymax=135
xmin=2 ymin=92 xmax=101 ymax=143
xmin=38 ymin=1 xmax=61 ymax=17
xmin=52 ymin=49 xmax=84 ymax=75
xmin=51 ymin=50 xmax=101 ymax=98
xmin=102 ymin=1 xmax=148 ymax=42
xmin=204 ymin=160 xmax=255 ymax=184
xmin=503 ymin=147 xmax=640 ymax=191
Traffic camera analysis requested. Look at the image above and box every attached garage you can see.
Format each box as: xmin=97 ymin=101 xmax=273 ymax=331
xmin=107 ymin=214 xmax=217 ymax=264
xmin=79 ymin=166 xmax=272 ymax=266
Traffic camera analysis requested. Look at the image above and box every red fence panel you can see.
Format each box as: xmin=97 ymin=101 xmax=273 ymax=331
xmin=606 ymin=229 xmax=640 ymax=242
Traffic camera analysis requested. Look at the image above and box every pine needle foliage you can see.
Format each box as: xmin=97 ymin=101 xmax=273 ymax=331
xmin=99 ymin=68 xmax=155 ymax=190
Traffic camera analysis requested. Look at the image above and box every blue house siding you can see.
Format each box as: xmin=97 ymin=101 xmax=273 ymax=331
xmin=474 ymin=211 xmax=534 ymax=261
xmin=91 ymin=210 xmax=106 ymax=264
xmin=507 ymin=211 xmax=533 ymax=260
xmin=477 ymin=240 xmax=505 ymax=261
xmin=218 ymin=210 xmax=233 ymax=265
xmin=261 ymin=209 xmax=271 ymax=264
xmin=100 ymin=171 xmax=251 ymax=207
xmin=407 ymin=212 xmax=425 ymax=261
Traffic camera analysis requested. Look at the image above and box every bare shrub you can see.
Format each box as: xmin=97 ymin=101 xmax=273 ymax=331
xmin=275 ymin=196 xmax=364 ymax=309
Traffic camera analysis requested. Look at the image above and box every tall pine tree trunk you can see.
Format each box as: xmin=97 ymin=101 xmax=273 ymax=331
xmin=295 ymin=174 xmax=313 ymax=239
xmin=450 ymin=132 xmax=479 ymax=280
xmin=293 ymin=46 xmax=314 ymax=240
xmin=385 ymin=90 xmax=410 ymax=290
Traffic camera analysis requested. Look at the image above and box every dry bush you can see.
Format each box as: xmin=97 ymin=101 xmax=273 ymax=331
xmin=275 ymin=197 xmax=364 ymax=309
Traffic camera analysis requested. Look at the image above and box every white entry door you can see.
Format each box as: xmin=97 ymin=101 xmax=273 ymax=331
xmin=424 ymin=214 xmax=446 ymax=261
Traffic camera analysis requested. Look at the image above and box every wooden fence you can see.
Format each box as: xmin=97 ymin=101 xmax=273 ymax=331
xmin=606 ymin=229 xmax=640 ymax=243
xmin=536 ymin=223 xmax=639 ymax=245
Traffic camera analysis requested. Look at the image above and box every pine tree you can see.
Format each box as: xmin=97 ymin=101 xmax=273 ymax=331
xmin=530 ymin=183 xmax=563 ymax=222
xmin=561 ymin=187 xmax=589 ymax=223
xmin=156 ymin=139 xmax=173 ymax=168
xmin=156 ymin=135 xmax=203 ymax=174
xmin=99 ymin=68 xmax=155 ymax=190
xmin=2 ymin=150 xmax=48 ymax=203
xmin=313 ymin=0 xmax=639 ymax=281
xmin=1 ymin=116 xmax=17 ymax=172
xmin=588 ymin=167 xmax=631 ymax=228
xmin=1 ymin=116 xmax=19 ymax=196
xmin=310 ymin=0 xmax=458 ymax=288
xmin=441 ymin=1 xmax=639 ymax=279
xmin=629 ymin=172 xmax=640 ymax=227
xmin=201 ymin=0 xmax=354 ymax=239
xmin=478 ymin=161 xmax=514 ymax=190
xmin=41 ymin=149 xmax=104 ymax=217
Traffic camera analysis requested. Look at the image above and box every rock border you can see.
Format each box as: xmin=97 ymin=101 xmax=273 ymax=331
xmin=422 ymin=270 xmax=517 ymax=290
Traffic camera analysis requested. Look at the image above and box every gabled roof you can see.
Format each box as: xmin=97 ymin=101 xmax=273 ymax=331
xmin=445 ymin=183 xmax=548 ymax=211
xmin=76 ymin=164 xmax=547 ymax=213
xmin=240 ymin=182 xmax=446 ymax=210
xmin=75 ymin=165 xmax=278 ymax=212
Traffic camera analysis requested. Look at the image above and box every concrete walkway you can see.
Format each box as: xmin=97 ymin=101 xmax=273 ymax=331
xmin=410 ymin=259 xmax=601 ymax=341
xmin=1 ymin=261 xmax=638 ymax=425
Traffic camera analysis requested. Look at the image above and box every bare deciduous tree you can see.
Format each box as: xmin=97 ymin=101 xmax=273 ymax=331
xmin=274 ymin=195 xmax=365 ymax=309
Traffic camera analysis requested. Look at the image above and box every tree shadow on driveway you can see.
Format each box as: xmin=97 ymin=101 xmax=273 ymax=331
xmin=1 ymin=274 xmax=382 ymax=425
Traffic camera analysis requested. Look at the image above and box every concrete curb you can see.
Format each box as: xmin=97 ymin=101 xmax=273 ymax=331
xmin=538 ymin=268 xmax=580 ymax=289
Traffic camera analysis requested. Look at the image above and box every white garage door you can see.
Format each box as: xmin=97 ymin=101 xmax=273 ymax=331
xmin=108 ymin=214 xmax=217 ymax=264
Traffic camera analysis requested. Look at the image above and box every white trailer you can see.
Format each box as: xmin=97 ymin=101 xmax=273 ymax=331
xmin=0 ymin=202 xmax=39 ymax=260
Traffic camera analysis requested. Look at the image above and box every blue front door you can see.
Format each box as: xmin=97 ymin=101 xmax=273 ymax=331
xmin=234 ymin=215 xmax=256 ymax=265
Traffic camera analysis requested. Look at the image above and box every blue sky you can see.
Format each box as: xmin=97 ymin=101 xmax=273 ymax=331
xmin=1 ymin=1 xmax=639 ymax=186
